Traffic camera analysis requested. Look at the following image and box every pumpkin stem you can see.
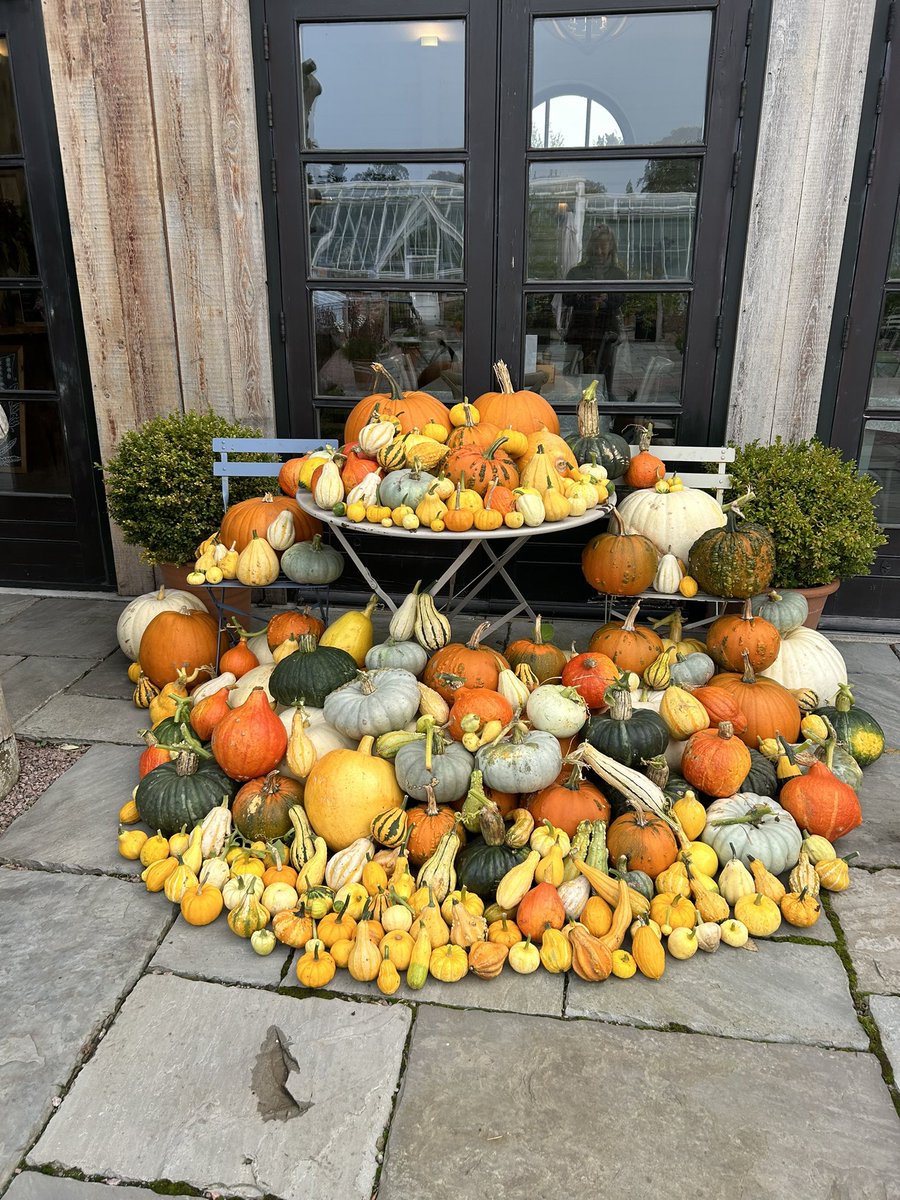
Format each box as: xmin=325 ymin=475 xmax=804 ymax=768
xmin=708 ymin=803 xmax=776 ymax=829
xmin=492 ymin=359 xmax=514 ymax=394
xmin=576 ymin=380 xmax=600 ymax=438
xmin=834 ymin=684 xmax=854 ymax=714
xmin=466 ymin=621 xmax=493 ymax=649
xmin=607 ymin=687 xmax=633 ymax=722
xmin=173 ymin=748 xmax=201 ymax=776
xmin=370 ymin=361 xmax=404 ymax=400
xmin=485 ymin=434 xmax=510 ymax=459
xmin=717 ymin=721 xmax=735 ymax=740
xmin=562 ymin=760 xmax=584 ymax=791
xmin=620 ymin=599 xmax=642 ymax=632
xmin=642 ymin=755 xmax=669 ymax=788
xmin=739 ymin=650 xmax=758 ymax=684
xmin=297 ymin=633 xmax=318 ymax=653
xmin=358 ymin=672 xmax=377 ymax=696
xmin=357 ymin=735 xmax=376 ymax=757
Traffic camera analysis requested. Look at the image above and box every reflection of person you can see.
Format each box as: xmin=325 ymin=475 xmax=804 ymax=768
xmin=565 ymin=225 xmax=626 ymax=402
xmin=301 ymin=59 xmax=322 ymax=147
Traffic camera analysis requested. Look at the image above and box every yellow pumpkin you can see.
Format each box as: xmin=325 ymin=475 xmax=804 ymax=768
xmin=304 ymin=735 xmax=403 ymax=851
xmin=319 ymin=595 xmax=378 ymax=666
xmin=296 ymin=945 xmax=336 ymax=988
xmin=734 ymin=892 xmax=782 ymax=937
xmin=236 ymin=532 xmax=280 ymax=586
xmin=672 ymin=793 xmax=707 ymax=842
xmin=429 ymin=943 xmax=468 ymax=982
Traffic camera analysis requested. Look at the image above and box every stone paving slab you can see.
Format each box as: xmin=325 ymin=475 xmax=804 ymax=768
xmin=0 ymin=598 xmax=124 ymax=659
xmin=3 ymin=656 xmax=100 ymax=725
xmin=0 ymin=594 xmax=39 ymax=622
xmin=566 ymin=941 xmax=865 ymax=1049
xmin=151 ymin=914 xmax=291 ymax=988
xmin=66 ymin=651 xmax=134 ymax=701
xmin=30 ymin=975 xmax=411 ymax=1200
xmin=0 ymin=654 xmax=23 ymax=675
xmin=0 ymin=869 xmax=173 ymax=1193
xmin=0 ymin=744 xmax=141 ymax=876
xmin=379 ymin=1007 xmax=900 ymax=1200
xmin=840 ymin=755 xmax=900 ymax=868
xmin=869 ymin=995 xmax=900 ymax=1081
xmin=834 ymin=639 xmax=900 ymax=677
xmin=17 ymin=694 xmax=143 ymax=746
xmin=314 ymin=963 xmax=565 ymax=1017
xmin=832 ymin=868 xmax=900 ymax=994
xmin=6 ymin=1174 xmax=193 ymax=1199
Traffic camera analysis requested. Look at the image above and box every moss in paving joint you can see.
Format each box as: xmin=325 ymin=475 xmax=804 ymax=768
xmin=26 ymin=1162 xmax=255 ymax=1198
xmin=821 ymin=892 xmax=900 ymax=1118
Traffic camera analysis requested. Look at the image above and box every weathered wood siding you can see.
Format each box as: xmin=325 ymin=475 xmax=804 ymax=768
xmin=728 ymin=0 xmax=878 ymax=444
xmin=41 ymin=0 xmax=274 ymax=593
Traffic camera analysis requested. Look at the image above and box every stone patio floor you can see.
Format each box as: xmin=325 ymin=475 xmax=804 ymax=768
xmin=0 ymin=591 xmax=899 ymax=1200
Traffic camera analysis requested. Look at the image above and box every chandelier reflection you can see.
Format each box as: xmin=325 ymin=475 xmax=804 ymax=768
xmin=549 ymin=16 xmax=629 ymax=49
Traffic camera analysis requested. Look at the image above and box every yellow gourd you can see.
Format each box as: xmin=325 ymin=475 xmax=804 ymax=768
xmin=416 ymin=486 xmax=448 ymax=527
xmin=347 ymin=920 xmax=382 ymax=981
xmin=117 ymin=827 xmax=147 ymax=860
xmin=141 ymin=855 xmax=178 ymax=892
xmin=236 ymin=532 xmax=280 ymax=586
xmin=495 ymin=850 xmax=540 ymax=911
xmin=429 ymin=943 xmax=468 ymax=982
xmin=660 ymin=686 xmax=710 ymax=740
xmin=539 ymin=927 xmax=572 ymax=974
xmin=748 ymin=856 xmax=786 ymax=903
xmin=319 ymin=594 xmax=378 ymax=666
xmin=534 ymin=844 xmax=565 ymax=886
xmin=632 ymin=917 xmax=666 ymax=979
xmin=611 ymin=949 xmax=637 ymax=978
xmin=377 ymin=947 xmax=402 ymax=995
xmin=227 ymin=891 xmax=270 ymax=937
xmin=381 ymin=929 xmax=414 ymax=970
xmin=140 ymin=830 xmax=170 ymax=867
xmin=163 ymin=860 xmax=198 ymax=904
xmin=734 ymin=891 xmax=782 ymax=937
xmin=296 ymin=945 xmax=337 ymax=988
xmin=406 ymin=923 xmax=433 ymax=990
xmin=519 ymin=444 xmax=563 ymax=495
xmin=541 ymin=488 xmax=571 ymax=522
xmin=119 ymin=796 xmax=141 ymax=824
xmin=508 ymin=936 xmax=540 ymax=974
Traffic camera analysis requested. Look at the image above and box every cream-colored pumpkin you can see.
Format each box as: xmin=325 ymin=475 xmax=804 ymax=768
xmin=618 ymin=487 xmax=726 ymax=561
xmin=228 ymin=663 xmax=276 ymax=707
xmin=760 ymin=626 xmax=848 ymax=707
xmin=116 ymin=586 xmax=206 ymax=660
xmin=236 ymin=534 xmax=280 ymax=586
xmin=314 ymin=459 xmax=344 ymax=509
xmin=654 ymin=553 xmax=684 ymax=595
xmin=267 ymin=509 xmax=296 ymax=552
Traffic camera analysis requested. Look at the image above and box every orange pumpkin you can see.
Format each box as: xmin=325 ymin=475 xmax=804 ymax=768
xmin=707 ymin=651 xmax=801 ymax=748
xmin=504 ymin=615 xmax=567 ymax=684
xmin=607 ymin=810 xmax=679 ymax=879
xmin=139 ymin=610 xmax=219 ymax=689
xmin=446 ymin=402 xmax=501 ymax=451
xmin=447 ymin=688 xmax=514 ymax=741
xmin=278 ymin=457 xmax=307 ymax=497
xmin=232 ymin=770 xmax=304 ymax=841
xmin=582 ymin=508 xmax=659 ymax=596
xmin=266 ymin=609 xmax=325 ymax=649
xmin=680 ymin=721 xmax=752 ymax=799
xmin=516 ymin=429 xmax=577 ymax=476
xmin=515 ymin=881 xmax=566 ymax=940
xmin=588 ymin=600 xmax=664 ymax=677
xmin=528 ymin=763 xmax=610 ymax=837
xmin=190 ymin=685 xmax=232 ymax=742
xmin=561 ymin=651 xmax=619 ymax=710
xmin=343 ymin=362 xmax=451 ymax=442
xmin=211 ymin=687 xmax=287 ymax=782
xmin=484 ymin=484 xmax=515 ymax=516
xmin=444 ymin=436 xmax=520 ymax=495
xmin=138 ymin=731 xmax=172 ymax=778
xmin=406 ymin=783 xmax=459 ymax=866
xmin=705 ymin=598 xmax=781 ymax=672
xmin=219 ymin=493 xmax=321 ymax=553
xmin=779 ymin=761 xmax=862 ymax=841
xmin=474 ymin=360 xmax=560 ymax=436
xmin=219 ymin=635 xmax=258 ymax=679
xmin=623 ymin=422 xmax=666 ymax=488
xmin=422 ymin=622 xmax=510 ymax=702
xmin=339 ymin=442 xmax=381 ymax=491
xmin=690 ymin=686 xmax=749 ymax=737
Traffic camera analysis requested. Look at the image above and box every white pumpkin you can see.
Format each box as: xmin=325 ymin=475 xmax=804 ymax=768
xmin=630 ymin=687 xmax=664 ymax=713
xmin=191 ymin=671 xmax=237 ymax=705
xmin=654 ymin=553 xmax=684 ymax=594
xmin=228 ymin=663 xmax=276 ymax=707
xmin=525 ymin=684 xmax=590 ymax=738
xmin=116 ymin=586 xmax=206 ymax=661
xmin=245 ymin=628 xmax=275 ymax=666
xmin=760 ymin=626 xmax=848 ymax=707
xmin=617 ymin=487 xmax=726 ymax=561
xmin=277 ymin=705 xmax=354 ymax=780
xmin=266 ymin=509 xmax=296 ymax=552
xmin=665 ymin=738 xmax=689 ymax=771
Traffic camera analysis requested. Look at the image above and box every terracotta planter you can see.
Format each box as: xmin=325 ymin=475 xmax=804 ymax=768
xmin=793 ymin=580 xmax=840 ymax=629
xmin=157 ymin=562 xmax=251 ymax=631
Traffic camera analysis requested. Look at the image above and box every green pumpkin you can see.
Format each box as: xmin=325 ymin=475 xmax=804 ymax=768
xmin=281 ymin=534 xmax=344 ymax=585
xmin=268 ymin=634 xmax=357 ymax=708
xmin=612 ymin=854 xmax=654 ymax=902
xmin=586 ymin=688 xmax=668 ymax=769
xmin=739 ymin=748 xmax=779 ymax=798
xmin=817 ymin=684 xmax=885 ymax=767
xmin=749 ymin=589 xmax=808 ymax=633
xmin=566 ymin=380 xmax=630 ymax=480
xmin=150 ymin=714 xmax=193 ymax=749
xmin=456 ymin=837 xmax=527 ymax=898
xmin=136 ymin=750 xmax=236 ymax=835
xmin=378 ymin=466 xmax=436 ymax=510
xmin=688 ymin=504 xmax=776 ymax=599
xmin=663 ymin=772 xmax=699 ymax=802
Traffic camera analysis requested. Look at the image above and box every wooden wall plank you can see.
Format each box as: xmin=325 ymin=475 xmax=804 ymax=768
xmin=200 ymin=0 xmax=275 ymax=431
xmin=728 ymin=0 xmax=877 ymax=445
xmin=144 ymin=0 xmax=234 ymax=417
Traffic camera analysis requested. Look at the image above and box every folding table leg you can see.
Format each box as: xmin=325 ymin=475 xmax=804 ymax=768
xmin=328 ymin=524 xmax=398 ymax=611
xmin=429 ymin=537 xmax=481 ymax=600
xmin=446 ymin=537 xmax=534 ymax=620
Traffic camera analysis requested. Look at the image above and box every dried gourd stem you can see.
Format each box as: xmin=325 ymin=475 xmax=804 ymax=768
xmin=708 ymin=803 xmax=776 ymax=827
xmin=492 ymin=360 xmax=514 ymax=394
xmin=467 ymin=621 xmax=493 ymax=649
xmin=722 ymin=489 xmax=755 ymax=516
xmin=577 ymin=380 xmax=600 ymax=437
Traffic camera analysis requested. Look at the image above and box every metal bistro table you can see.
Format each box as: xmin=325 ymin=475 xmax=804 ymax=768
xmin=296 ymin=492 xmax=613 ymax=624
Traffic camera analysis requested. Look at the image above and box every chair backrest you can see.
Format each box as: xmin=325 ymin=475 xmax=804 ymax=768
xmin=626 ymin=444 xmax=734 ymax=503
xmin=212 ymin=437 xmax=335 ymax=511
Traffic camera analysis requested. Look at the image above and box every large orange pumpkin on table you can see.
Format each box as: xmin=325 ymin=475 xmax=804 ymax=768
xmin=582 ymin=509 xmax=659 ymax=595
xmin=474 ymin=360 xmax=560 ymax=436
xmin=422 ymin=623 xmax=510 ymax=702
xmin=516 ymin=429 xmax=577 ymax=476
xmin=588 ymin=600 xmax=664 ymax=677
xmin=139 ymin=610 xmax=219 ymax=689
xmin=529 ymin=763 xmax=610 ymax=836
xmin=219 ymin=493 xmax=321 ymax=552
xmin=607 ymin=809 xmax=679 ymax=879
xmin=444 ymin=436 xmax=520 ymax=495
xmin=706 ymin=650 xmax=801 ymax=747
xmin=343 ymin=362 xmax=451 ymax=443
xmin=504 ymin=615 xmax=567 ymax=683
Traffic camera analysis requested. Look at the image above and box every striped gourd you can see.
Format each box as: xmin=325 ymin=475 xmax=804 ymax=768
xmin=574 ymin=743 xmax=688 ymax=849
xmin=372 ymin=805 xmax=408 ymax=848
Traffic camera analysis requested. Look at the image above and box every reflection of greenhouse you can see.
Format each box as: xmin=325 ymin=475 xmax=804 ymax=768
xmin=307 ymin=177 xmax=695 ymax=280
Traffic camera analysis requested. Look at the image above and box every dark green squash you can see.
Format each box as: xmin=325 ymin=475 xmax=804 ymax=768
xmin=136 ymin=748 xmax=236 ymax=835
xmin=688 ymin=499 xmax=776 ymax=599
xmin=268 ymin=633 xmax=357 ymax=708
xmin=739 ymin=748 xmax=779 ymax=798
xmin=585 ymin=687 xmax=668 ymax=768
xmin=663 ymin=772 xmax=699 ymax=802
xmin=612 ymin=853 xmax=654 ymax=902
xmin=566 ymin=380 xmax=630 ymax=480
xmin=456 ymin=804 xmax=526 ymax=898
xmin=816 ymin=684 xmax=885 ymax=768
